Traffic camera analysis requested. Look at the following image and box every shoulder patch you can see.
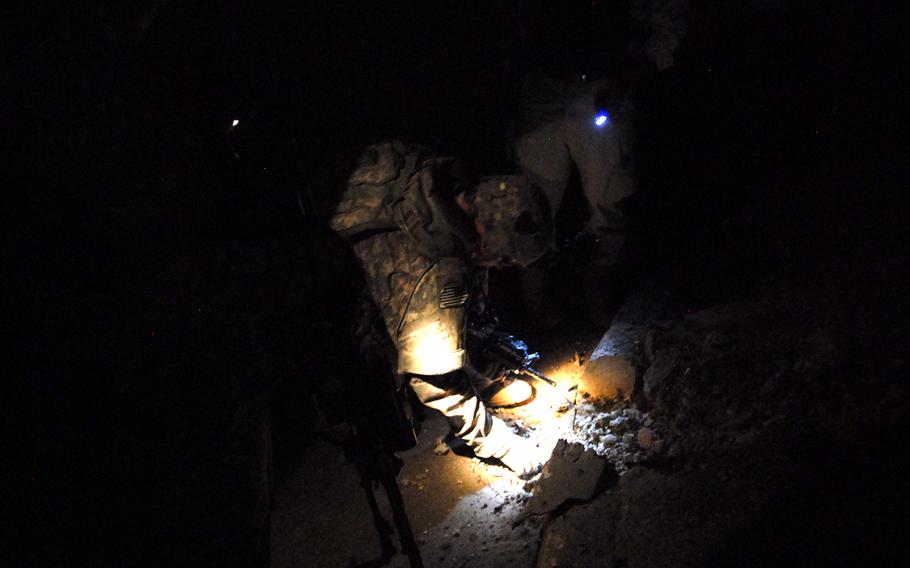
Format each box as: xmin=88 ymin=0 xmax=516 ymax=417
xmin=439 ymin=280 xmax=470 ymax=309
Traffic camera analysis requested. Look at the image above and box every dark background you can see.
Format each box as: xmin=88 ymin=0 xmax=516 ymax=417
xmin=10 ymin=1 xmax=906 ymax=565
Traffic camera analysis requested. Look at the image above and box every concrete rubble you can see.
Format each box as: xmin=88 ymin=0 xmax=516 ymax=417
xmin=532 ymin=291 xmax=908 ymax=567
xmin=524 ymin=441 xmax=612 ymax=517
xmin=581 ymin=280 xmax=671 ymax=401
xmin=274 ymin=286 xmax=908 ymax=567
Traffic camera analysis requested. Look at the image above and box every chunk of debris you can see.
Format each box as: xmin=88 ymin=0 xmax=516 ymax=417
xmin=536 ymin=492 xmax=622 ymax=568
xmin=524 ymin=440 xmax=613 ymax=517
xmin=609 ymin=416 xmax=629 ymax=430
xmin=638 ymin=428 xmax=654 ymax=450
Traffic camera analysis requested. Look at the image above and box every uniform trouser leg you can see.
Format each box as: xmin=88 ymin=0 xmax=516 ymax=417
xmin=408 ymin=373 xmax=516 ymax=459
xmin=515 ymin=121 xmax=572 ymax=328
xmin=513 ymin=75 xmax=637 ymax=261
xmin=564 ymin=84 xmax=637 ymax=325
xmin=512 ymin=93 xmax=573 ymax=323
xmin=566 ymin=85 xmax=638 ymax=268
xmin=513 ymin=117 xmax=574 ymax=214
xmin=512 ymin=74 xmax=574 ymax=217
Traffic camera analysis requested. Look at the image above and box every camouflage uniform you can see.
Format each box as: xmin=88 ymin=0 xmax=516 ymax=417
xmin=330 ymin=140 xmax=550 ymax=464
xmin=514 ymin=0 xmax=688 ymax=325
xmin=515 ymin=0 xmax=689 ymax=266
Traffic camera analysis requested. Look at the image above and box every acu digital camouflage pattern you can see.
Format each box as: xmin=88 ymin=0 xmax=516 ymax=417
xmin=329 ymin=140 xmax=416 ymax=237
xmin=331 ymin=142 xmax=553 ymax=375
xmin=397 ymin=257 xmax=471 ymax=375
xmin=466 ymin=175 xmax=554 ymax=267
xmin=326 ymin=142 xmax=560 ymax=467
xmin=330 ymin=139 xmax=475 ymax=260
xmin=350 ymin=229 xmax=470 ymax=375
xmin=351 ymin=229 xmax=438 ymax=344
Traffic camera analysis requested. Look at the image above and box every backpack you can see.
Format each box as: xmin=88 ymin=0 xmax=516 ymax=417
xmin=330 ymin=140 xmax=476 ymax=259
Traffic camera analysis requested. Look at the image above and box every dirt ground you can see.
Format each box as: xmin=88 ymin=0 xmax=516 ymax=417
xmin=271 ymin=319 xmax=604 ymax=568
xmin=272 ymin=283 xmax=910 ymax=567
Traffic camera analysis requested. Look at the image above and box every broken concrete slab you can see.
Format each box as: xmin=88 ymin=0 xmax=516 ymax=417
xmin=537 ymin=290 xmax=894 ymax=568
xmin=582 ymin=281 xmax=673 ymax=400
xmin=535 ymin=491 xmax=622 ymax=568
xmin=524 ymin=440 xmax=612 ymax=517
xmin=584 ymin=320 xmax=640 ymax=400
xmin=590 ymin=322 xmax=643 ymax=361
xmin=581 ymin=354 xmax=636 ymax=399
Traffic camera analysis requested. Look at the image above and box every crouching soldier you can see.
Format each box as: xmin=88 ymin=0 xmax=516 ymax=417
xmin=329 ymin=140 xmax=554 ymax=476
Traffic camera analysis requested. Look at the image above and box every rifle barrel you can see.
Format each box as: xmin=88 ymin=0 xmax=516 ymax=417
xmin=522 ymin=367 xmax=556 ymax=386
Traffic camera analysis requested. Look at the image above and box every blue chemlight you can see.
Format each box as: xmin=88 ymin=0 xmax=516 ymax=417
xmin=594 ymin=112 xmax=609 ymax=127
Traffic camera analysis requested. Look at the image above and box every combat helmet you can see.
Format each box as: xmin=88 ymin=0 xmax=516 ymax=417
xmin=465 ymin=175 xmax=553 ymax=267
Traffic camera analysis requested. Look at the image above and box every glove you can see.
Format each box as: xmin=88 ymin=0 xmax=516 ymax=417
xmin=499 ymin=436 xmax=548 ymax=479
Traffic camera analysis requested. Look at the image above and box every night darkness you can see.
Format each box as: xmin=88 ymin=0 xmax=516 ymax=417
xmin=11 ymin=2 xmax=908 ymax=567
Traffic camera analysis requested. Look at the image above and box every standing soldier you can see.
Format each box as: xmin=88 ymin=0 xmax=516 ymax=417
xmin=512 ymin=0 xmax=689 ymax=327
xmin=329 ymin=140 xmax=554 ymax=476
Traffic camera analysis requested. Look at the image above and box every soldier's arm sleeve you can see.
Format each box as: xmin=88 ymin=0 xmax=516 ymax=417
xmin=397 ymin=258 xmax=470 ymax=376
xmin=630 ymin=0 xmax=689 ymax=72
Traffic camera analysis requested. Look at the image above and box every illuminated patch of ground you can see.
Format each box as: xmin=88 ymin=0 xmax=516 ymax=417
xmin=273 ymin=323 xmax=628 ymax=567
xmin=386 ymin=325 xmax=609 ymax=567
xmin=395 ymin=412 xmax=543 ymax=568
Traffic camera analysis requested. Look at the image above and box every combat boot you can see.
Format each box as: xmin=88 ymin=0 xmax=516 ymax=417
xmin=498 ymin=436 xmax=555 ymax=479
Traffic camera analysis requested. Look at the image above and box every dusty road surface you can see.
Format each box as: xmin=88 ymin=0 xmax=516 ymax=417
xmin=271 ymin=321 xmax=606 ymax=568
xmin=272 ymin=288 xmax=909 ymax=567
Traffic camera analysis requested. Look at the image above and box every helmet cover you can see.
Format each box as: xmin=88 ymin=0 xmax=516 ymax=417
xmin=468 ymin=175 xmax=553 ymax=267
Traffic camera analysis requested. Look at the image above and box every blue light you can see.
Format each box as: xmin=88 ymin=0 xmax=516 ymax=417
xmin=594 ymin=112 xmax=609 ymax=127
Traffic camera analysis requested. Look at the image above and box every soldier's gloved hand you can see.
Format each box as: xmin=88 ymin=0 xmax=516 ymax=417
xmin=499 ymin=436 xmax=549 ymax=479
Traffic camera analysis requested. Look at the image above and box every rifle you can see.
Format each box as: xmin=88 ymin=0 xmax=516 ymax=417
xmin=347 ymin=420 xmax=423 ymax=568
xmin=467 ymin=321 xmax=556 ymax=387
xmin=306 ymin=347 xmax=423 ymax=567
xmin=344 ymin=365 xmax=424 ymax=568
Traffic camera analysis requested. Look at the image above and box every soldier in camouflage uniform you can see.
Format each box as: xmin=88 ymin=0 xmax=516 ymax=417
xmin=330 ymin=140 xmax=553 ymax=475
xmin=513 ymin=0 xmax=689 ymax=327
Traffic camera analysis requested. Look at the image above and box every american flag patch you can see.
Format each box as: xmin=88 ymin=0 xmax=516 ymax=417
xmin=439 ymin=281 xmax=469 ymax=309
